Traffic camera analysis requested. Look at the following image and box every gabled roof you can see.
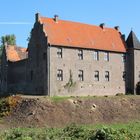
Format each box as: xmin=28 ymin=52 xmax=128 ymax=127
xmin=5 ymin=45 xmax=27 ymax=62
xmin=39 ymin=16 xmax=126 ymax=53
xmin=126 ymin=31 xmax=140 ymax=50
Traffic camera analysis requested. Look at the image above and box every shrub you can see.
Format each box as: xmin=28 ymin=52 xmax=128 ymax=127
xmin=0 ymin=96 xmax=21 ymax=117
xmin=63 ymin=123 xmax=91 ymax=140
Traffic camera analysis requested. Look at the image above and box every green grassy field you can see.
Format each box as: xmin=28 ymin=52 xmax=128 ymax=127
xmin=0 ymin=121 xmax=140 ymax=140
xmin=48 ymin=94 xmax=139 ymax=102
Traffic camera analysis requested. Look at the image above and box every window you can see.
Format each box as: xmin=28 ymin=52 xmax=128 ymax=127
xmin=94 ymin=71 xmax=99 ymax=81
xmin=57 ymin=69 xmax=63 ymax=81
xmin=57 ymin=48 xmax=62 ymax=58
xmin=122 ymin=54 xmax=126 ymax=62
xmin=138 ymin=71 xmax=140 ymax=81
xmin=78 ymin=70 xmax=84 ymax=81
xmin=93 ymin=51 xmax=99 ymax=61
xmin=43 ymin=53 xmax=46 ymax=60
xmin=105 ymin=71 xmax=109 ymax=81
xmin=30 ymin=70 xmax=33 ymax=81
xmin=123 ymin=71 xmax=126 ymax=81
xmin=78 ymin=49 xmax=83 ymax=60
xmin=104 ymin=52 xmax=109 ymax=61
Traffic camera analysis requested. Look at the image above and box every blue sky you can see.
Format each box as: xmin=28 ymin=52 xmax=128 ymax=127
xmin=0 ymin=0 xmax=140 ymax=47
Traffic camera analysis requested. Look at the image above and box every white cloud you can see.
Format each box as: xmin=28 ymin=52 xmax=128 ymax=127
xmin=0 ymin=22 xmax=33 ymax=25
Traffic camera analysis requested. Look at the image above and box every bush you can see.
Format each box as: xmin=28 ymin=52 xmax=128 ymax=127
xmin=0 ymin=96 xmax=21 ymax=117
xmin=63 ymin=123 xmax=86 ymax=139
xmin=0 ymin=124 xmax=140 ymax=140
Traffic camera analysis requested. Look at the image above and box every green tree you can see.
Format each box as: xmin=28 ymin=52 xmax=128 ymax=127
xmin=0 ymin=34 xmax=16 ymax=62
xmin=1 ymin=34 xmax=16 ymax=46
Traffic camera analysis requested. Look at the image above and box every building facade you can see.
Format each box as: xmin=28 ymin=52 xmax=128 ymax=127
xmin=1 ymin=13 xmax=140 ymax=96
xmin=0 ymin=45 xmax=27 ymax=95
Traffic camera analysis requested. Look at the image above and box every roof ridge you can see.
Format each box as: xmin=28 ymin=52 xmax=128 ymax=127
xmin=39 ymin=15 xmax=126 ymax=53
xmin=40 ymin=16 xmax=116 ymax=31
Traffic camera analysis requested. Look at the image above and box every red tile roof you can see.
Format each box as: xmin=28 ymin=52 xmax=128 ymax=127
xmin=40 ymin=16 xmax=126 ymax=52
xmin=5 ymin=45 xmax=27 ymax=62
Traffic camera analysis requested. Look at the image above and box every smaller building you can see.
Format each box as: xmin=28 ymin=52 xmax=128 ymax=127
xmin=0 ymin=44 xmax=28 ymax=95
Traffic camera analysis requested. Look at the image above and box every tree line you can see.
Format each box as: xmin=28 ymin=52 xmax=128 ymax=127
xmin=0 ymin=34 xmax=16 ymax=62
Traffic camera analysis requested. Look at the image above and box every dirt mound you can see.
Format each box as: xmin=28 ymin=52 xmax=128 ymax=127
xmin=4 ymin=96 xmax=140 ymax=128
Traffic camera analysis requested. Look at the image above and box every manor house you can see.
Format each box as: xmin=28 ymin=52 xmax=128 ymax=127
xmin=0 ymin=13 xmax=140 ymax=96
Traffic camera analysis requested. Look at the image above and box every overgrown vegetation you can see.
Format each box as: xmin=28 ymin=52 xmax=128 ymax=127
xmin=0 ymin=122 xmax=140 ymax=140
xmin=64 ymin=70 xmax=76 ymax=92
xmin=0 ymin=96 xmax=21 ymax=118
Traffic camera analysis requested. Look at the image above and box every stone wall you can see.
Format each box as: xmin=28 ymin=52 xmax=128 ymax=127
xmin=0 ymin=47 xmax=8 ymax=94
xmin=49 ymin=46 xmax=126 ymax=96
xmin=126 ymin=48 xmax=134 ymax=93
xmin=134 ymin=49 xmax=140 ymax=94
xmin=26 ymin=22 xmax=48 ymax=95
xmin=7 ymin=59 xmax=27 ymax=93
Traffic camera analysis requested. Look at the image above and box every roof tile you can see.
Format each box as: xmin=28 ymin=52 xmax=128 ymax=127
xmin=6 ymin=45 xmax=27 ymax=62
xmin=40 ymin=17 xmax=126 ymax=52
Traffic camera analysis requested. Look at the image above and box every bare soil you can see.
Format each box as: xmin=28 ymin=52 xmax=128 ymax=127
xmin=1 ymin=95 xmax=140 ymax=129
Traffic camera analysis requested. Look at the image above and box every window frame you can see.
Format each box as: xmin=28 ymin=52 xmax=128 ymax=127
xmin=78 ymin=49 xmax=83 ymax=60
xmin=57 ymin=48 xmax=62 ymax=58
xmin=104 ymin=52 xmax=109 ymax=61
xmin=93 ymin=50 xmax=99 ymax=61
xmin=94 ymin=70 xmax=99 ymax=81
xmin=122 ymin=53 xmax=126 ymax=62
xmin=123 ymin=71 xmax=126 ymax=81
xmin=105 ymin=71 xmax=110 ymax=82
xmin=57 ymin=69 xmax=63 ymax=81
xmin=138 ymin=71 xmax=140 ymax=81
xmin=78 ymin=70 xmax=84 ymax=81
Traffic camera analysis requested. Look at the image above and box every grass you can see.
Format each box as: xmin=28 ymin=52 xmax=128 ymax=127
xmin=0 ymin=121 xmax=140 ymax=140
xmin=49 ymin=96 xmax=75 ymax=102
xmin=48 ymin=94 xmax=140 ymax=102
xmin=80 ymin=121 xmax=140 ymax=134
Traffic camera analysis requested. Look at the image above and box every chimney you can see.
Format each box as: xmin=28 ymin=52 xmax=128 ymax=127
xmin=114 ymin=26 xmax=120 ymax=31
xmin=121 ymin=34 xmax=125 ymax=41
xmin=54 ymin=14 xmax=59 ymax=23
xmin=100 ymin=23 xmax=105 ymax=29
xmin=35 ymin=13 xmax=40 ymax=22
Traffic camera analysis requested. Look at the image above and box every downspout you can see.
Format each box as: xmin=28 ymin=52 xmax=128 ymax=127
xmin=47 ymin=44 xmax=50 ymax=96
xmin=133 ymin=49 xmax=136 ymax=95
